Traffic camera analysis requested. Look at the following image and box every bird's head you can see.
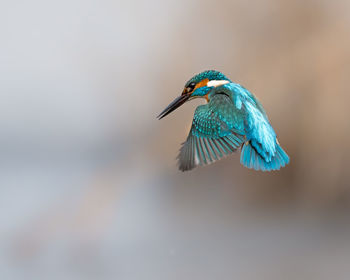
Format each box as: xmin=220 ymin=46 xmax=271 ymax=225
xmin=157 ymin=70 xmax=231 ymax=119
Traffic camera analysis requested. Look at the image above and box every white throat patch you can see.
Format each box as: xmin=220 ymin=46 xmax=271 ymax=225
xmin=207 ymin=80 xmax=229 ymax=87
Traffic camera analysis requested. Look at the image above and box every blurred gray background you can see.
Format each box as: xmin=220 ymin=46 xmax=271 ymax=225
xmin=1 ymin=0 xmax=350 ymax=279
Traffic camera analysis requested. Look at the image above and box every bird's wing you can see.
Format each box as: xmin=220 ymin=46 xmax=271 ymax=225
xmin=227 ymin=83 xmax=277 ymax=162
xmin=178 ymin=93 xmax=245 ymax=171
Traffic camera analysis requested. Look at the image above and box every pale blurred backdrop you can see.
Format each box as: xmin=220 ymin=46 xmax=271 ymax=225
xmin=1 ymin=0 xmax=350 ymax=279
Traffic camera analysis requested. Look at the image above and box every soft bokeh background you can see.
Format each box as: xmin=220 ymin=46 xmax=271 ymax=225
xmin=1 ymin=0 xmax=350 ymax=279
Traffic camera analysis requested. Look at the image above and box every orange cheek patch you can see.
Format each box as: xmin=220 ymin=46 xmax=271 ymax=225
xmin=194 ymin=78 xmax=209 ymax=90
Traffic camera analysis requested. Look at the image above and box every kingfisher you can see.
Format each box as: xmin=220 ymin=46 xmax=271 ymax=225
xmin=157 ymin=70 xmax=290 ymax=172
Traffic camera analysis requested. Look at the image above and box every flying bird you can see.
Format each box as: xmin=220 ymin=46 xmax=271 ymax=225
xmin=157 ymin=70 xmax=289 ymax=172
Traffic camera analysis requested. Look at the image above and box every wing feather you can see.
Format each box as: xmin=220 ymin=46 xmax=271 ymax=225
xmin=178 ymin=94 xmax=245 ymax=171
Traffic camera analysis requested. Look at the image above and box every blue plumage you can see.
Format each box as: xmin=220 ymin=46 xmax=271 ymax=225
xmin=158 ymin=70 xmax=290 ymax=171
xmin=240 ymin=141 xmax=289 ymax=171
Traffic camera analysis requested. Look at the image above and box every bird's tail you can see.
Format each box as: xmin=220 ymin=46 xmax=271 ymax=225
xmin=240 ymin=141 xmax=289 ymax=171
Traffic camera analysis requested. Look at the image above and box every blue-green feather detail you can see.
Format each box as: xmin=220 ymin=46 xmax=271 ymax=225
xmin=209 ymin=82 xmax=289 ymax=171
xmin=178 ymin=94 xmax=245 ymax=171
xmin=213 ymin=83 xmax=285 ymax=163
xmin=240 ymin=141 xmax=290 ymax=171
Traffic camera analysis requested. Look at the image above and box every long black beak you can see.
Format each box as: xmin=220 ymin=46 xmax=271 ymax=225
xmin=157 ymin=93 xmax=190 ymax=120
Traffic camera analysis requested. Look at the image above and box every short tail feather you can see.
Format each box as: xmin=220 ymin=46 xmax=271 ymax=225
xmin=240 ymin=141 xmax=289 ymax=171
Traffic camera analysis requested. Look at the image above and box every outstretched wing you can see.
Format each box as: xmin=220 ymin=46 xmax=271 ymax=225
xmin=178 ymin=93 xmax=245 ymax=171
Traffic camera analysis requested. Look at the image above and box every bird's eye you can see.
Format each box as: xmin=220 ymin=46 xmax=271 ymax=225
xmin=187 ymin=82 xmax=196 ymax=92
